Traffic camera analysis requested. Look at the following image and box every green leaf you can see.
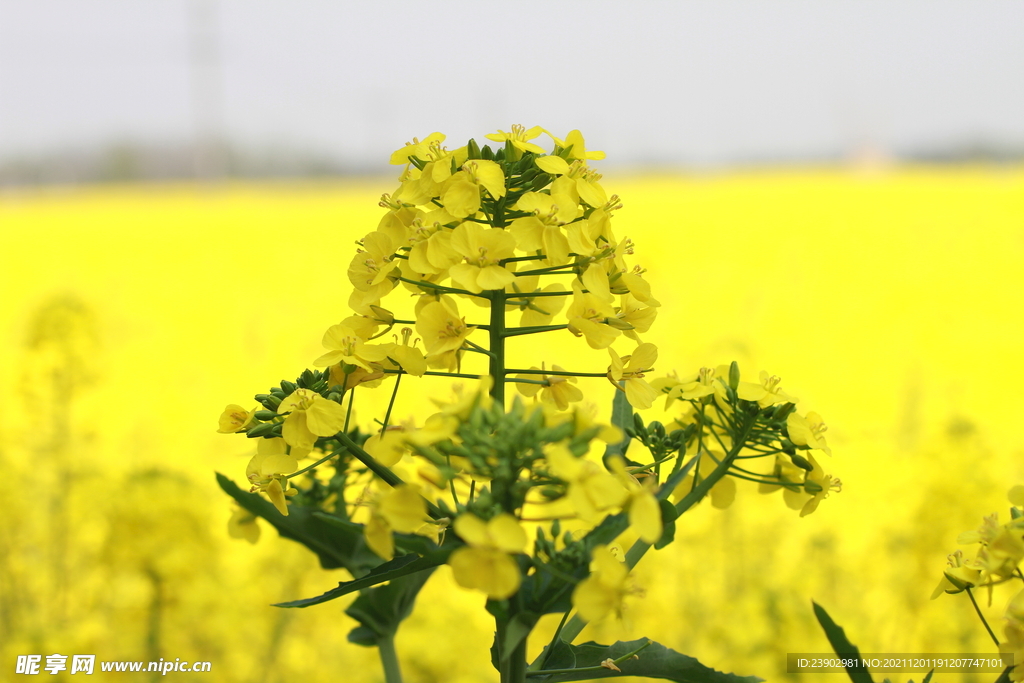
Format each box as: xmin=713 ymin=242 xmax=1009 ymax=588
xmin=529 ymin=639 xmax=763 ymax=682
xmin=273 ymin=544 xmax=454 ymax=608
xmin=312 ymin=511 xmax=438 ymax=556
xmin=654 ymin=498 xmax=678 ymax=549
xmin=812 ymin=602 xmax=876 ymax=683
xmin=216 ymin=473 xmax=379 ymax=575
xmin=603 ymin=388 xmax=634 ymax=462
xmin=921 ymin=671 xmax=934 ymax=683
xmin=344 ymin=567 xmax=435 ymax=646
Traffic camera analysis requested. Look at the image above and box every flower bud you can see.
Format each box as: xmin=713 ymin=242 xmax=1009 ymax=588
xmin=253 ymin=410 xmax=279 ymax=421
xmin=728 ymin=361 xmax=740 ymax=391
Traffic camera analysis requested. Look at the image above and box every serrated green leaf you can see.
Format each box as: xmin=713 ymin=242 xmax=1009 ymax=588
xmin=812 ymin=602 xmax=876 ymax=683
xmin=529 ymin=638 xmax=763 ymax=682
xmin=344 ymin=567 xmax=435 ymax=646
xmin=216 ymin=473 xmax=379 ymax=575
xmin=273 ymin=544 xmax=454 ymax=608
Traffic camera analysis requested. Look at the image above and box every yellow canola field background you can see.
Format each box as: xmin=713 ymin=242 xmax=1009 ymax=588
xmin=1 ymin=168 xmax=1022 ymax=682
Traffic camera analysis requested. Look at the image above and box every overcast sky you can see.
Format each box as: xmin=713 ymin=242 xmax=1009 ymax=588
xmin=1 ymin=0 xmax=1022 ymax=167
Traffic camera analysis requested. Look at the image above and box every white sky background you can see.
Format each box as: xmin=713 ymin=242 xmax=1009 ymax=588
xmin=0 ymin=0 xmax=1022 ymax=167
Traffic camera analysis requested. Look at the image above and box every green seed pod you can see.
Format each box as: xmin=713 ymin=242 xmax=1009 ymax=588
xmin=246 ymin=422 xmax=277 ymax=438
xmin=789 ymin=453 xmax=814 ymax=471
xmin=773 ymin=402 xmax=796 ymax=422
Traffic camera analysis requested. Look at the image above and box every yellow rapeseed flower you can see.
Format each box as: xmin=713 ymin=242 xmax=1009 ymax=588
xmin=278 ymin=388 xmax=349 ymax=451
xmin=217 ymin=404 xmax=255 ymax=433
xmin=572 ymin=545 xmax=631 ymax=623
xmin=448 ymin=513 xmax=527 ymax=600
xmin=449 ymin=222 xmax=517 ymax=293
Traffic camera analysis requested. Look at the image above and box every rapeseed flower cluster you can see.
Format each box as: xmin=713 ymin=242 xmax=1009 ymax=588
xmin=215 ymin=127 xmax=840 ymax=682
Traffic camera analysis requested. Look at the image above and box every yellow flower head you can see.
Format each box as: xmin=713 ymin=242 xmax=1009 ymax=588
xmin=416 ymin=299 xmax=475 ymax=356
xmin=572 ymin=545 xmax=632 ymax=623
xmin=787 ymin=411 xmax=831 ymax=456
xmin=607 ymin=343 xmax=659 ymax=410
xmin=449 ymin=222 xmax=517 ymax=294
xmin=227 ymin=504 xmax=260 ymax=544
xmin=566 ymin=280 xmax=619 ymax=350
xmin=218 ymin=404 xmax=255 ymax=433
xmin=545 ymin=443 xmax=628 ymax=521
xmin=314 ymin=323 xmax=396 ymax=372
xmin=737 ymin=370 xmax=798 ymax=408
xmin=364 ymin=483 xmax=429 ymax=561
xmin=448 ymin=513 xmax=527 ymax=600
xmin=246 ymin=438 xmax=300 ymax=516
xmin=514 ymin=364 xmax=583 ymax=411
xmin=278 ymin=388 xmax=349 ymax=450
xmin=485 ymin=124 xmax=547 ymax=156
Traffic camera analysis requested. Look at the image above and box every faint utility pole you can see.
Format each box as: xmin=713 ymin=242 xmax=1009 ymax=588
xmin=189 ymin=0 xmax=225 ymax=180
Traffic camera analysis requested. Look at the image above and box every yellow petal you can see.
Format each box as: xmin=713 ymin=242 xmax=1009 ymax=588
xmin=477 ymin=264 xmax=516 ymax=290
xmin=392 ymin=345 xmax=427 ymax=377
xmin=536 ymin=155 xmax=570 ymax=175
xmin=282 ymin=411 xmax=315 ymax=450
xmin=305 ymin=397 xmax=349 ymax=437
xmin=365 ymin=515 xmax=394 ymax=561
xmin=378 ymin=484 xmax=427 ymax=533
xmin=454 ymin=513 xmax=491 ymax=547
xmin=487 ymin=514 xmax=527 ymax=553
xmin=629 ymin=492 xmax=663 ymax=544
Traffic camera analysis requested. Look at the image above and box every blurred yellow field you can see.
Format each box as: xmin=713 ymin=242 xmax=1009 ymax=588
xmin=1 ymin=167 xmax=1022 ymax=682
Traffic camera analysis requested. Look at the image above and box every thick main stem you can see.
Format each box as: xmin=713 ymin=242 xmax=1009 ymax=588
xmin=497 ymin=617 xmax=528 ymax=683
xmin=377 ymin=634 xmax=403 ymax=683
xmin=489 ymin=288 xmax=506 ymax=406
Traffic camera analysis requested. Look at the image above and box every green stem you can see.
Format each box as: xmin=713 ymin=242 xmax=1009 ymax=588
xmin=513 ymin=264 xmax=577 ymax=276
xmin=464 ymin=339 xmax=497 ymax=357
xmin=335 ymin=432 xmax=444 ymax=520
xmin=489 ymin=289 xmax=506 ymax=406
xmin=343 ymin=385 xmax=356 ymax=432
xmin=528 ymin=610 xmax=571 ymax=672
xmin=506 ymin=368 xmax=607 ymax=378
xmin=505 ymin=290 xmax=574 ymax=299
xmin=381 ymin=369 xmax=482 ymax=379
xmin=503 ymin=324 xmax=569 ymax=338
xmin=377 ymin=634 xmax=403 ymax=683
xmin=966 ymin=587 xmax=1000 ymax=646
xmin=397 ymin=276 xmax=485 ymax=298
xmin=501 ymin=255 xmax=547 ymax=264
xmin=497 ymin=616 xmax=528 ymax=683
xmin=286 ymin=450 xmax=339 ymax=480
xmin=382 ymin=373 xmax=401 ymax=430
